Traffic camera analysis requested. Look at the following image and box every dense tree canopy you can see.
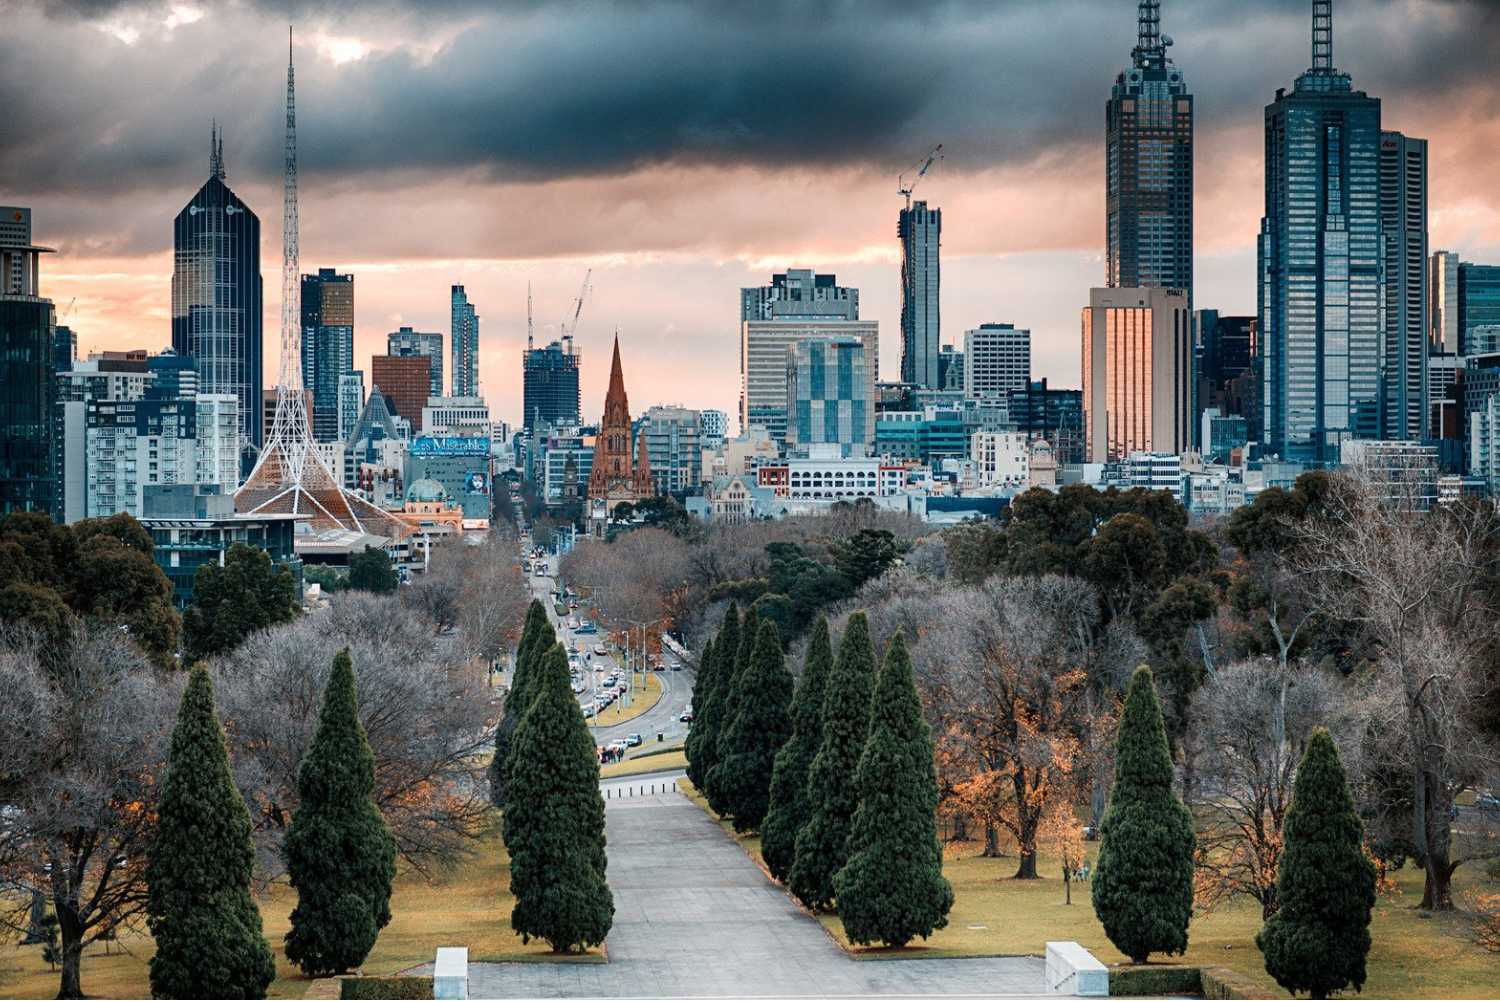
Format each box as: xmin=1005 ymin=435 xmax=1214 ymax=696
xmin=183 ymin=541 xmax=297 ymax=664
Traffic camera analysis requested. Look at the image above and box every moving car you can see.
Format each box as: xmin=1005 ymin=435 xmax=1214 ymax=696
xmin=595 ymin=644 xmax=609 ymax=656
xmin=625 ymin=733 xmax=643 ymax=747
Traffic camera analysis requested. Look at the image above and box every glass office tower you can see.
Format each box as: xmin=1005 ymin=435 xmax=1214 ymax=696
xmin=898 ymin=201 xmax=941 ymax=388
xmin=450 ymin=285 xmax=479 ymax=397
xmin=172 ymin=136 xmax=263 ymax=450
xmin=300 ymin=267 xmax=353 ymax=442
xmin=1258 ymin=0 xmax=1382 ymax=464
xmin=522 ymin=336 xmax=582 ymax=430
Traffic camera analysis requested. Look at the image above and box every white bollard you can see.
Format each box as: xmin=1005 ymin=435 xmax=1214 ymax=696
xmin=433 ymin=946 xmax=469 ymax=1000
xmin=1045 ymin=941 xmax=1108 ymax=997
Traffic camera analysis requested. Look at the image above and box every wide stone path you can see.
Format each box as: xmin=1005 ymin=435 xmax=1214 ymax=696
xmin=464 ymin=785 xmax=1046 ymax=998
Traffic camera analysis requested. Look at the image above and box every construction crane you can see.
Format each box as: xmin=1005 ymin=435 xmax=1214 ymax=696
xmin=898 ymin=144 xmax=943 ymax=210
xmin=57 ymin=297 xmax=77 ymax=326
xmin=560 ymin=269 xmax=592 ymax=342
xmin=526 ymin=281 xmax=534 ymax=350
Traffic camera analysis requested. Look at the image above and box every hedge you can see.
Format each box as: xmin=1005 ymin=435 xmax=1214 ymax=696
xmin=341 ymin=975 xmax=433 ymax=1000
xmin=1108 ymin=965 xmax=1277 ymax=1000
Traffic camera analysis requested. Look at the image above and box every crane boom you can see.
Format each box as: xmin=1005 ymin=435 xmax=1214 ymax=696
xmin=560 ymin=269 xmax=592 ymax=340
xmin=526 ymin=281 xmax=534 ymax=350
xmin=898 ymin=143 xmax=943 ymax=209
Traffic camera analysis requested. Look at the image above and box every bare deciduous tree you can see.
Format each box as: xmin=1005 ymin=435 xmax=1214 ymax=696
xmin=0 ymin=625 xmax=171 ymax=1000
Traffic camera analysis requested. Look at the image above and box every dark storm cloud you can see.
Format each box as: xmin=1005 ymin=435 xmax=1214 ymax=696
xmin=4 ymin=1 xmax=1499 ymax=199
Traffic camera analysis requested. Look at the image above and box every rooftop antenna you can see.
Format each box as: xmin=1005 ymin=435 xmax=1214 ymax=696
xmin=210 ymin=120 xmax=225 ymax=181
xmin=1312 ymin=0 xmax=1333 ymax=74
xmin=1132 ymin=0 xmax=1165 ymax=69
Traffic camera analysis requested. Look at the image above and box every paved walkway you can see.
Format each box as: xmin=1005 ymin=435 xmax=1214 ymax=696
xmin=461 ymin=789 xmax=1046 ymax=998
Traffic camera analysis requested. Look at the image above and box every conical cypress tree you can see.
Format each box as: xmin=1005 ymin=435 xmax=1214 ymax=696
xmin=1091 ymin=664 xmax=1195 ymax=964
xmin=833 ymin=631 xmax=953 ymax=947
xmin=284 ymin=647 xmax=398 ymax=977
xmin=492 ymin=600 xmax=554 ymax=807
xmin=788 ymin=611 xmax=877 ymax=911
xmin=761 ymin=616 xmax=833 ymax=882
xmin=687 ymin=603 xmax=739 ymax=800
xmin=1257 ymin=729 xmax=1375 ymax=1000
xmin=709 ymin=621 xmax=795 ymax=833
xmin=146 ymin=664 xmax=276 ymax=1000
xmin=683 ymin=637 xmax=716 ymax=790
xmin=706 ymin=604 xmax=760 ymax=815
xmin=504 ymin=644 xmax=614 ymax=952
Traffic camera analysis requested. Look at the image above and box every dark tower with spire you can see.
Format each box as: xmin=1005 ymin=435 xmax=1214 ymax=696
xmin=585 ymin=335 xmax=652 ymax=532
xmin=1105 ymin=0 xmax=1193 ymax=301
xmin=173 ymin=124 xmax=263 ymax=452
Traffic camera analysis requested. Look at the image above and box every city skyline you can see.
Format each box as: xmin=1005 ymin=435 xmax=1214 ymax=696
xmin=6 ymin=0 xmax=1500 ymax=427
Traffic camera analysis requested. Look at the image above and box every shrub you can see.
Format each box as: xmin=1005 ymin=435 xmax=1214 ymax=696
xmin=341 ymin=975 xmax=433 ymax=999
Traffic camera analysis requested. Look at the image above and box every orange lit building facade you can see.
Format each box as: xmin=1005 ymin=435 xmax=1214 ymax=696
xmin=1082 ymin=286 xmax=1191 ymax=462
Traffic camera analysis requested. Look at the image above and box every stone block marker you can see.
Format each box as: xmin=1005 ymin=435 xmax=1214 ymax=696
xmin=1046 ymin=941 xmax=1108 ymax=997
xmin=433 ymin=947 xmax=469 ymax=1001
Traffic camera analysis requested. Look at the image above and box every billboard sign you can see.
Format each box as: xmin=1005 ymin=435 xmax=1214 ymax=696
xmin=465 ymin=472 xmax=490 ymax=495
xmin=410 ymin=436 xmax=490 ymax=457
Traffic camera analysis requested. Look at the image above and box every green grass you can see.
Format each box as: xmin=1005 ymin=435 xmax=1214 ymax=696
xmin=600 ymin=748 xmax=688 ymax=779
xmin=588 ymin=671 xmax=662 ymax=728
xmin=677 ymin=780 xmax=1500 ymax=999
xmin=0 ymin=834 xmax=602 ymax=1001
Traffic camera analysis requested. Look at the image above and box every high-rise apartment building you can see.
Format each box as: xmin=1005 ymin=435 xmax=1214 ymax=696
xmin=740 ymin=270 xmax=872 ymax=442
xmin=1105 ymin=1 xmax=1193 ymax=302
xmin=1432 ymin=254 xmax=1500 ymax=356
xmin=1378 ymin=132 xmax=1428 ymax=440
xmin=172 ymin=129 xmax=263 ymax=450
xmin=450 ymin=285 xmax=479 ymax=397
xmin=0 ymin=226 xmax=57 ymax=517
xmin=522 ymin=337 xmax=582 ymax=430
xmin=301 ymin=267 xmax=353 ymax=443
xmin=1258 ymin=1 xmax=1383 ymax=464
xmin=1430 ymin=251 xmax=1461 ymax=355
xmin=370 ymin=354 xmax=432 ymax=433
xmin=338 ymin=370 xmax=365 ymax=444
xmin=1082 ymin=287 xmax=1192 ymax=462
xmin=699 ymin=409 xmax=729 ymax=451
xmin=634 ymin=405 xmax=703 ymax=495
xmin=787 ymin=336 xmax=872 ymax=455
xmin=963 ymin=324 xmax=1031 ymax=401
xmin=1 ymin=206 xmax=33 ymax=300
xmin=388 ymin=326 xmax=443 ymax=398
xmin=899 ymin=201 xmax=941 ymax=387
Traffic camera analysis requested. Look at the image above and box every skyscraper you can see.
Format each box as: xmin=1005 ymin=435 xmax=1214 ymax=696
xmin=522 ymin=336 xmax=582 ymax=430
xmin=1430 ymin=250 xmax=1460 ymax=354
xmin=388 ymin=326 xmax=443 ymax=398
xmin=963 ymin=324 xmax=1031 ymax=401
xmin=1082 ymin=287 xmax=1192 ymax=462
xmin=0 ymin=221 xmax=57 ymax=517
xmin=450 ymin=285 xmax=479 ymax=397
xmin=1378 ymin=131 xmax=1428 ymax=440
xmin=1105 ymin=1 xmax=1193 ymax=301
xmin=300 ymin=267 xmax=353 ymax=443
xmin=172 ymin=125 xmax=264 ymax=451
xmin=371 ymin=354 xmax=431 ymax=431
xmin=899 ymin=200 xmax=941 ymax=387
xmin=787 ymin=336 xmax=872 ymax=455
xmin=1258 ymin=0 xmax=1382 ymax=464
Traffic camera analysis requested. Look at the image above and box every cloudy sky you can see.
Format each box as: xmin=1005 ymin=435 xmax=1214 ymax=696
xmin=6 ymin=0 xmax=1500 ymax=428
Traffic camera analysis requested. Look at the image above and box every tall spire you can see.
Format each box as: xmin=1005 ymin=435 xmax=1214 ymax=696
xmin=1311 ymin=0 xmax=1333 ymax=74
xmin=279 ymin=25 xmax=302 ymax=396
xmin=209 ymin=120 xmax=225 ymax=181
xmin=1132 ymin=0 xmax=1164 ymax=68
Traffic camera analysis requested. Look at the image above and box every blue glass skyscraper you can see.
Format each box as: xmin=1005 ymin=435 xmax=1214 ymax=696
xmin=301 ymin=267 xmax=353 ymax=442
xmin=451 ymin=285 xmax=479 ymax=397
xmin=1258 ymin=0 xmax=1382 ymax=464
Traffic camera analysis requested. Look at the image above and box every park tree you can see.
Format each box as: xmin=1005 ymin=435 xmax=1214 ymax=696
xmin=789 ymin=611 xmax=877 ymax=912
xmin=831 ymin=527 xmax=901 ymax=590
xmin=348 ymin=544 xmax=398 ymax=594
xmin=1040 ymin=800 xmax=1088 ymax=906
xmin=146 ymin=665 xmax=276 ymax=999
xmin=686 ymin=603 xmax=738 ymax=798
xmin=283 ymin=648 xmax=397 ymax=977
xmin=709 ymin=620 xmax=795 ymax=832
xmin=0 ymin=624 xmax=172 ymax=1000
xmin=504 ymin=644 xmax=614 ymax=952
xmin=1257 ymin=729 xmax=1375 ymax=999
xmin=492 ymin=600 xmax=554 ymax=807
xmin=183 ymin=541 xmax=298 ymax=663
xmin=760 ymin=616 xmax=833 ymax=882
xmin=834 ymin=631 xmax=953 ymax=947
xmin=216 ymin=593 xmax=495 ymax=874
xmin=1092 ymin=665 xmax=1195 ymax=964
xmin=707 ymin=603 xmax=760 ymax=815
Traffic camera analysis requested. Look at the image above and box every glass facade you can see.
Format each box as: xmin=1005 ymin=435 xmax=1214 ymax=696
xmin=522 ymin=338 xmax=582 ymax=430
xmin=450 ymin=285 xmax=479 ymax=398
xmin=388 ymin=327 xmax=443 ymax=398
xmin=1459 ymin=263 xmax=1500 ymax=354
xmin=0 ymin=298 xmax=57 ymax=516
xmin=1258 ymin=62 xmax=1382 ymax=464
xmin=172 ymin=175 xmax=263 ymax=450
xmin=1105 ymin=10 xmax=1192 ymax=302
xmin=301 ymin=268 xmax=354 ymax=443
xmin=787 ymin=337 xmax=871 ymax=453
xmin=1378 ymin=132 xmax=1428 ymax=440
xmin=1083 ymin=288 xmax=1191 ymax=462
xmin=899 ymin=201 xmax=941 ymax=388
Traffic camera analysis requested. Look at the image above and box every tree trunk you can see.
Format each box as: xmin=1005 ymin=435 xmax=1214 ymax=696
xmin=950 ymin=811 xmax=971 ymax=842
xmin=1064 ymin=870 xmax=1072 ymax=905
xmin=982 ymin=823 xmax=1002 ymax=857
xmin=55 ymin=922 xmax=84 ymax=1000
xmin=1014 ymin=847 xmax=1039 ymax=879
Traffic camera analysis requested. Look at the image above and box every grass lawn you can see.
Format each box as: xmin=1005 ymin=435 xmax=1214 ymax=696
xmin=589 ymin=671 xmax=662 ymax=727
xmin=677 ymin=780 xmax=1500 ymax=999
xmin=0 ymin=834 xmax=602 ymax=1001
xmin=600 ymin=748 xmax=688 ymax=779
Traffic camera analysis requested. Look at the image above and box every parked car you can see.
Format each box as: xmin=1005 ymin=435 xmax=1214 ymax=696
xmin=1476 ymin=793 xmax=1500 ymax=811
xmin=570 ymin=600 xmax=579 ymax=610
xmin=595 ymin=644 xmax=609 ymax=656
xmin=625 ymin=733 xmax=643 ymax=747
xmin=679 ymin=711 xmax=693 ymax=724
xmin=608 ymin=738 xmax=630 ymax=752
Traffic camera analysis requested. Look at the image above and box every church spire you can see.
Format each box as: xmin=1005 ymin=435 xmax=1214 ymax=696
xmin=635 ymin=424 xmax=654 ymax=495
